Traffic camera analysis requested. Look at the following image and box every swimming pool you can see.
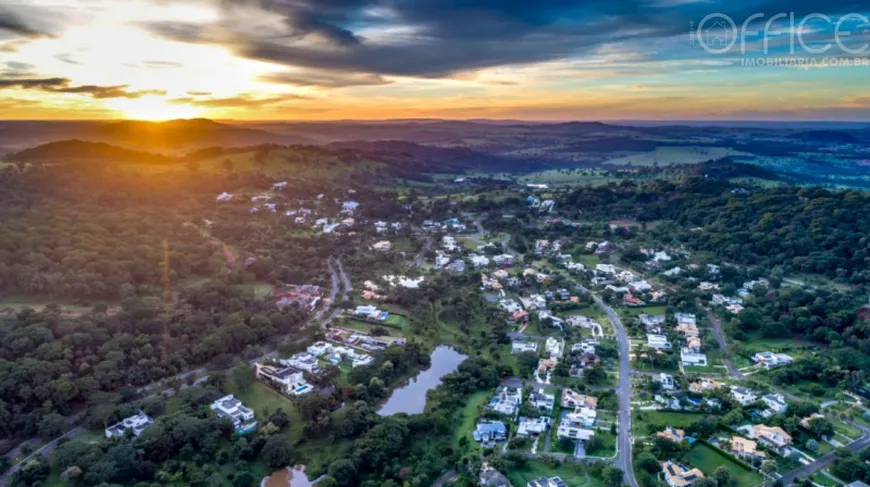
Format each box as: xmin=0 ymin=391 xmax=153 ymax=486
xmin=294 ymin=385 xmax=311 ymax=394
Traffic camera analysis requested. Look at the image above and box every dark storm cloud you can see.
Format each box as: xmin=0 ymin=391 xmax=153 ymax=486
xmin=0 ymin=77 xmax=166 ymax=99
xmin=0 ymin=6 xmax=54 ymax=38
xmin=141 ymin=0 xmax=870 ymax=78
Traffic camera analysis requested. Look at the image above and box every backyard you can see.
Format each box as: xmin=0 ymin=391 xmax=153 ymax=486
xmin=685 ymin=443 xmax=764 ymax=487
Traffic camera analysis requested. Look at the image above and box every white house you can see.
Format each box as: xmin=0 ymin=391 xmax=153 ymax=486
xmin=658 ymin=373 xmax=675 ymax=391
xmin=752 ymin=352 xmax=794 ymax=369
xmin=257 ymin=364 xmax=311 ymax=395
xmin=557 ymin=407 xmax=597 ymax=439
xmin=210 ymin=395 xmax=255 ymax=428
xmin=517 ymin=417 xmax=552 ymax=437
xmin=544 ymin=337 xmax=565 ymax=358
xmin=216 ymin=192 xmax=233 ymax=201
xmin=647 ymin=334 xmax=671 ymax=350
xmin=730 ymin=386 xmax=758 ymax=406
xmin=512 ymin=340 xmax=538 ymax=354
xmin=661 ymin=461 xmax=705 ymax=487
xmin=680 ymin=347 xmax=708 ymax=366
xmin=760 ymin=393 xmax=788 ymax=418
xmin=487 ymin=387 xmax=522 ymax=416
xmin=529 ymin=390 xmax=556 ymax=411
xmin=105 ymin=411 xmax=154 ymax=438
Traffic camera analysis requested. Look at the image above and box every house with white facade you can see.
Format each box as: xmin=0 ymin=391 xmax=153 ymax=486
xmin=730 ymin=386 xmax=758 ymax=406
xmin=760 ymin=393 xmax=788 ymax=418
xmin=680 ymin=347 xmax=708 ymax=367
xmin=210 ymin=394 xmax=255 ymax=428
xmin=105 ymin=411 xmax=154 ymax=438
xmin=752 ymin=352 xmax=794 ymax=369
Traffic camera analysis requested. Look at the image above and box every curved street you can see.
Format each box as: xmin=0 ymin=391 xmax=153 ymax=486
xmin=577 ymin=285 xmax=639 ymax=487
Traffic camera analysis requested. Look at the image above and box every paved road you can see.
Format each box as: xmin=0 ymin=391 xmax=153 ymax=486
xmin=432 ymin=469 xmax=459 ymax=487
xmin=777 ymin=430 xmax=870 ymax=485
xmin=409 ymin=237 xmax=432 ymax=268
xmin=577 ymin=285 xmax=638 ymax=487
xmin=701 ymin=304 xmax=742 ymax=379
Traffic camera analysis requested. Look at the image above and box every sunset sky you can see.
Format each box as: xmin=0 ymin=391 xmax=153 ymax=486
xmin=1 ymin=0 xmax=869 ymax=121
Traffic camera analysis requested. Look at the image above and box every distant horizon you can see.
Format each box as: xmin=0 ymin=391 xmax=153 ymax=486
xmin=1 ymin=117 xmax=869 ymax=128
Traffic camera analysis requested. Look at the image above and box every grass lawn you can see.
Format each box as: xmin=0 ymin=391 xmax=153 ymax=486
xmin=240 ymin=282 xmax=275 ymax=299
xmin=623 ymin=305 xmax=668 ymax=317
xmin=811 ymin=471 xmax=845 ymax=487
xmin=453 ymin=390 xmax=490 ymax=450
xmin=633 ymin=411 xmax=711 ymax=435
xmin=506 ymin=460 xmax=600 ymax=487
xmin=587 ymin=429 xmax=616 ymax=458
xmin=224 ymin=381 xmax=305 ymax=442
xmin=577 ymin=254 xmax=601 ymax=268
xmin=686 ymin=443 xmax=764 ymax=487
xmin=344 ymin=318 xmax=404 ymax=337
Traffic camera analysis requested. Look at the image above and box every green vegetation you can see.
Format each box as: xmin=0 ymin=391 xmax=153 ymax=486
xmin=685 ymin=443 xmax=764 ymax=487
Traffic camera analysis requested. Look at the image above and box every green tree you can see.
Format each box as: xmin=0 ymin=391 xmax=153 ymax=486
xmin=261 ymin=435 xmax=294 ymax=468
xmin=602 ymin=465 xmax=624 ymax=486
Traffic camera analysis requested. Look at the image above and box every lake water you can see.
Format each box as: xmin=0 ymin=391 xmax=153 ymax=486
xmin=377 ymin=345 xmax=468 ymax=416
xmin=262 ymin=466 xmax=317 ymax=487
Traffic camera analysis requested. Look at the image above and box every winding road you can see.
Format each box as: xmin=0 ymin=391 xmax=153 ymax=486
xmin=577 ymin=285 xmax=639 ymax=487
xmin=700 ymin=304 xmax=742 ymax=379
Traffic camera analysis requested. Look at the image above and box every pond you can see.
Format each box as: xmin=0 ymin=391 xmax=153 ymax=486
xmin=262 ymin=465 xmax=318 ymax=487
xmin=377 ymin=345 xmax=468 ymax=416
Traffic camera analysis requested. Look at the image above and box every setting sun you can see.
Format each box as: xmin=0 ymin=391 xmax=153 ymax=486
xmin=106 ymin=97 xmax=204 ymax=121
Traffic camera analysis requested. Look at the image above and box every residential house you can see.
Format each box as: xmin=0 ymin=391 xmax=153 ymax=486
xmin=657 ymin=426 xmax=686 ymax=443
xmin=698 ymin=282 xmax=719 ymax=291
xmin=506 ymin=310 xmax=530 ymax=326
xmin=663 ymin=267 xmax=683 ymax=277
xmin=479 ymin=463 xmax=512 ymax=487
xmin=595 ymin=264 xmax=616 ymax=274
xmin=729 ymin=436 xmax=766 ymax=462
xmin=647 ymin=334 xmax=672 ymax=350
xmin=561 ymin=389 xmax=598 ymax=409
xmin=493 ymin=254 xmax=515 ymax=267
xmin=800 ymin=413 xmax=826 ymax=430
xmin=353 ymin=305 xmax=389 ymax=322
xmin=759 ymin=393 xmax=788 ymax=418
xmin=517 ymin=417 xmax=552 ymax=437
xmin=257 ymin=364 xmax=311 ymax=395
xmin=726 ymin=303 xmax=745 ymax=314
xmin=752 ymin=352 xmax=794 ymax=369
xmin=469 ymin=254 xmax=491 ymax=268
xmin=730 ymin=386 xmax=758 ymax=406
xmin=105 ymin=411 xmax=154 ymax=438
xmin=487 ymin=387 xmax=522 ymax=416
xmin=557 ymin=407 xmax=597 ymax=439
xmin=658 ymin=373 xmax=676 ymax=391
xmin=639 ymin=314 xmax=666 ymax=330
xmin=281 ymin=352 xmax=320 ymax=374
xmin=472 ymin=421 xmax=508 ymax=443
xmin=372 ymin=241 xmax=392 ymax=252
xmin=675 ymin=313 xmax=697 ymax=326
xmin=689 ymin=378 xmax=723 ymax=393
xmin=216 ymin=192 xmax=233 ymax=201
xmin=712 ymin=294 xmax=743 ymax=306
xmin=661 ymin=461 xmax=705 ymax=487
xmin=529 ymin=390 xmax=555 ymax=411
xmin=749 ymin=425 xmax=793 ymax=455
xmin=448 ymin=260 xmax=467 ymax=273
xmin=545 ymin=337 xmax=565 ymax=358
xmin=527 ymin=477 xmax=568 ymax=487
xmin=680 ymin=347 xmax=708 ymax=367
xmin=210 ymin=395 xmax=255 ymax=428
xmin=630 ymin=280 xmax=653 ymax=292
xmin=511 ymin=340 xmax=538 ymax=354
xmin=623 ymin=293 xmax=645 ymax=306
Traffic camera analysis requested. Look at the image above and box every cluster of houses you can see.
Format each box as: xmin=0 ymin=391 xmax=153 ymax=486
xmin=472 ymin=386 xmax=601 ymax=456
xmin=105 ymin=411 xmax=155 ymax=439
xmin=640 ymin=312 xmax=708 ymax=367
xmin=423 ymin=218 xmax=467 ymax=233
xmin=592 ymin=263 xmax=665 ymax=307
xmin=273 ymin=284 xmax=323 ymax=310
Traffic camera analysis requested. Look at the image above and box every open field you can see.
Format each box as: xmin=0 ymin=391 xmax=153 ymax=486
xmin=633 ymin=410 xmax=712 ymax=435
xmin=453 ymin=390 xmax=490 ymax=451
xmin=506 ymin=461 xmax=603 ymax=487
xmin=686 ymin=443 xmax=764 ymax=487
xmin=603 ymin=146 xmax=752 ymax=167
xmin=587 ymin=429 xmax=616 ymax=457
